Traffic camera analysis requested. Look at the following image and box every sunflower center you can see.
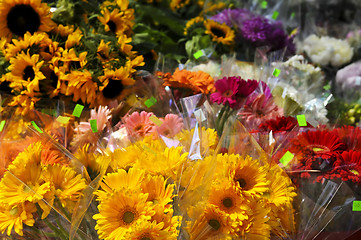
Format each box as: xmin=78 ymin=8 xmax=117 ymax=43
xmin=140 ymin=237 xmax=151 ymax=240
xmin=222 ymin=197 xmax=233 ymax=208
xmin=122 ymin=211 xmax=135 ymax=224
xmin=23 ymin=66 xmax=35 ymax=81
xmin=210 ymin=27 xmax=226 ymax=38
xmin=222 ymin=90 xmax=233 ymax=97
xmin=7 ymin=4 xmax=41 ymax=36
xmin=107 ymin=21 xmax=117 ymax=33
xmin=208 ymin=219 xmax=221 ymax=231
xmin=237 ymin=178 xmax=246 ymax=188
xmin=50 ymin=71 xmax=58 ymax=88
xmin=102 ymin=79 xmax=124 ymax=99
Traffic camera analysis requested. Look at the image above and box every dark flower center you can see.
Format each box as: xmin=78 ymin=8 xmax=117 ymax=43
xmin=122 ymin=211 xmax=135 ymax=224
xmin=222 ymin=90 xmax=233 ymax=97
xmin=23 ymin=66 xmax=35 ymax=81
xmin=208 ymin=219 xmax=221 ymax=231
xmin=50 ymin=71 xmax=58 ymax=88
xmin=7 ymin=4 xmax=41 ymax=36
xmin=140 ymin=237 xmax=151 ymax=240
xmin=237 ymin=178 xmax=246 ymax=188
xmin=210 ymin=27 xmax=226 ymax=38
xmin=102 ymin=79 xmax=124 ymax=99
xmin=222 ymin=197 xmax=233 ymax=208
xmin=107 ymin=21 xmax=117 ymax=33
xmin=134 ymin=125 xmax=143 ymax=131
xmin=70 ymin=61 xmax=81 ymax=70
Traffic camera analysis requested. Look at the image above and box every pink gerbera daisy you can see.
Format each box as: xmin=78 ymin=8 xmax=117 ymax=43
xmin=210 ymin=76 xmax=239 ymax=108
xmin=238 ymin=94 xmax=283 ymax=129
xmin=156 ymin=114 xmax=184 ymax=138
xmin=123 ymin=111 xmax=156 ymax=139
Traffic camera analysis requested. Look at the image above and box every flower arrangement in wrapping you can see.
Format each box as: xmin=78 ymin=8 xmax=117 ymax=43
xmin=184 ymin=7 xmax=295 ymax=61
xmin=0 ymin=0 xmax=144 ymax=117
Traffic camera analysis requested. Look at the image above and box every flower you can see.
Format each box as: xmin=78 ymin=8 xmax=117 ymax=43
xmin=238 ymin=94 xmax=283 ymax=129
xmin=332 ymin=126 xmax=361 ymax=151
xmin=210 ymin=76 xmax=239 ymax=108
xmin=339 ymin=150 xmax=361 ymax=183
xmin=258 ymin=116 xmax=300 ymax=132
xmin=156 ymin=114 xmax=184 ymax=138
xmin=210 ymin=8 xmax=252 ymax=27
xmin=123 ymin=111 xmax=156 ymax=140
xmin=204 ymin=19 xmax=235 ymax=45
xmin=335 ymin=61 xmax=361 ymax=95
xmin=0 ymin=0 xmax=55 ymax=39
xmin=300 ymin=34 xmax=353 ymax=67
xmin=125 ymin=220 xmax=171 ymax=240
xmin=93 ymin=191 xmax=155 ymax=240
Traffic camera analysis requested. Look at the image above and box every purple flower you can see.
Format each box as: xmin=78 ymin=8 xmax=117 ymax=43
xmin=241 ymin=17 xmax=271 ymax=45
xmin=210 ymin=8 xmax=252 ymax=27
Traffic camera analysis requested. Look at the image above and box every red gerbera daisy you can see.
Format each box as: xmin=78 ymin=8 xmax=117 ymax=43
xmin=210 ymin=76 xmax=240 ymax=108
xmin=258 ymin=116 xmax=300 ymax=132
xmin=331 ymin=126 xmax=361 ymax=151
xmin=338 ymin=150 xmax=361 ymax=183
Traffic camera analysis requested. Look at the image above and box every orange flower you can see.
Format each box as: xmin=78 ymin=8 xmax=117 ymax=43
xmin=162 ymin=68 xmax=215 ymax=94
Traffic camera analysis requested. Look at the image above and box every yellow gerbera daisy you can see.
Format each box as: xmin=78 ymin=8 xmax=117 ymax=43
xmin=204 ymin=20 xmax=235 ymax=45
xmin=151 ymin=207 xmax=181 ymax=237
xmin=96 ymin=167 xmax=145 ymax=201
xmin=0 ymin=142 xmax=51 ymax=206
xmin=125 ymin=220 xmax=170 ymax=240
xmin=0 ymin=0 xmax=55 ymax=39
xmin=42 ymin=164 xmax=87 ymax=212
xmin=141 ymin=175 xmax=175 ymax=212
xmin=6 ymin=51 xmax=45 ymax=95
xmin=93 ymin=191 xmax=155 ymax=240
xmin=189 ymin=205 xmax=231 ymax=240
xmin=0 ymin=202 xmax=36 ymax=236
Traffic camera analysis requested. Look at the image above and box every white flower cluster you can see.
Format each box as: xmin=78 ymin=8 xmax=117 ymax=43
xmin=300 ymin=34 xmax=353 ymax=67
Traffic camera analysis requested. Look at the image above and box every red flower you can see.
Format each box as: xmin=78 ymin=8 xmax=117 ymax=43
xmin=331 ymin=126 xmax=361 ymax=151
xmin=210 ymin=76 xmax=240 ymax=108
xmin=338 ymin=150 xmax=361 ymax=183
xmin=258 ymin=116 xmax=312 ymax=132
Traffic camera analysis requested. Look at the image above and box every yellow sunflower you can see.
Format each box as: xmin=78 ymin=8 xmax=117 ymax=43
xmin=65 ymin=28 xmax=83 ymax=50
xmin=60 ymin=48 xmax=87 ymax=73
xmin=6 ymin=51 xmax=45 ymax=95
xmin=97 ymin=39 xmax=112 ymax=63
xmin=0 ymin=142 xmax=51 ymax=207
xmin=170 ymin=0 xmax=190 ymax=11
xmin=204 ymin=20 xmax=235 ymax=45
xmin=0 ymin=0 xmax=55 ymax=39
xmin=51 ymin=24 xmax=74 ymax=38
xmin=184 ymin=16 xmax=204 ymax=35
xmin=98 ymin=67 xmax=135 ymax=102
xmin=189 ymin=204 xmax=231 ymax=240
xmin=63 ymin=70 xmax=98 ymax=106
xmin=98 ymin=7 xmax=134 ymax=36
xmin=42 ymin=164 xmax=87 ymax=212
xmin=0 ymin=202 xmax=36 ymax=236
xmin=4 ymin=31 xmax=50 ymax=60
xmin=141 ymin=174 xmax=175 ymax=212
xmin=93 ymin=191 xmax=155 ymax=240
xmin=8 ymin=94 xmax=40 ymax=117
xmin=96 ymin=167 xmax=145 ymax=201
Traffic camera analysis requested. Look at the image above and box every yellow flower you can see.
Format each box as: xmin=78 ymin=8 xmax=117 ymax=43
xmin=64 ymin=70 xmax=97 ymax=106
xmin=204 ymin=19 xmax=235 ymax=45
xmin=141 ymin=174 xmax=175 ymax=212
xmin=42 ymin=164 xmax=87 ymax=212
xmin=108 ymin=146 xmax=137 ymax=170
xmin=98 ymin=5 xmax=134 ymax=36
xmin=65 ymin=28 xmax=83 ymax=49
xmin=176 ymin=127 xmax=218 ymax=158
xmin=97 ymin=39 xmax=112 ymax=63
xmin=0 ymin=142 xmax=51 ymax=206
xmin=51 ymin=24 xmax=74 ymax=38
xmin=125 ymin=220 xmax=171 ymax=240
xmin=189 ymin=205 xmax=231 ymax=240
xmin=98 ymin=67 xmax=135 ymax=102
xmin=0 ymin=0 xmax=55 ymax=39
xmin=170 ymin=0 xmax=190 ymax=11
xmin=184 ymin=16 xmax=204 ymax=35
xmin=6 ymin=51 xmax=45 ymax=95
xmin=0 ymin=202 xmax=36 ymax=236
xmin=8 ymin=95 xmax=40 ymax=117
xmin=60 ymin=48 xmax=87 ymax=73
xmin=96 ymin=168 xmax=145 ymax=201
xmin=93 ymin=191 xmax=155 ymax=240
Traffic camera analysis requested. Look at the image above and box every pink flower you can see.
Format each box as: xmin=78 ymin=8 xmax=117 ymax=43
xmin=123 ymin=111 xmax=156 ymax=139
xmin=238 ymin=94 xmax=283 ymax=129
xmin=156 ymin=114 xmax=184 ymax=138
xmin=210 ymin=77 xmax=239 ymax=108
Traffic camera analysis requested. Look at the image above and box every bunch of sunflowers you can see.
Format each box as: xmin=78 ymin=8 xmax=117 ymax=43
xmin=0 ymin=0 xmax=144 ymax=117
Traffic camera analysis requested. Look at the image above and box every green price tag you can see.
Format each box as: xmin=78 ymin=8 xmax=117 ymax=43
xmin=31 ymin=121 xmax=43 ymax=133
xmin=273 ymin=68 xmax=281 ymax=77
xmin=149 ymin=115 xmax=163 ymax=126
xmin=291 ymin=12 xmax=295 ymax=19
xmin=90 ymin=119 xmax=98 ymax=133
xmin=56 ymin=116 xmax=70 ymax=124
xmin=323 ymin=84 xmax=331 ymax=90
xmin=279 ymin=151 xmax=294 ymax=166
xmin=0 ymin=120 xmax=5 ymax=132
xmin=72 ymin=104 xmax=84 ymax=117
xmin=272 ymin=11 xmax=279 ymax=20
xmin=261 ymin=1 xmax=267 ymax=9
xmin=297 ymin=115 xmax=307 ymax=127
xmin=144 ymin=96 xmax=157 ymax=108
xmin=352 ymin=201 xmax=361 ymax=211
xmin=193 ymin=50 xmax=205 ymax=59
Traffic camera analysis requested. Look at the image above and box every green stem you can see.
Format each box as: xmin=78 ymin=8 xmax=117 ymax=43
xmin=216 ymin=105 xmax=227 ymax=131
xmin=43 ymin=217 xmax=68 ymax=240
